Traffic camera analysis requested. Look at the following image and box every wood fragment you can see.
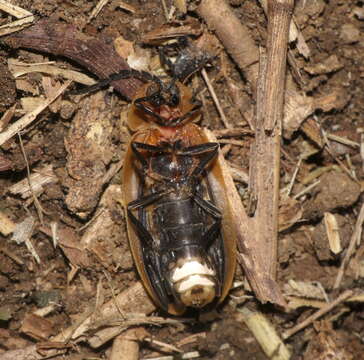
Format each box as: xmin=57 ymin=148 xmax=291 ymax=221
xmin=110 ymin=329 xmax=142 ymax=360
xmin=0 ymin=104 xmax=16 ymax=132
xmin=0 ymin=345 xmax=65 ymax=360
xmin=53 ymin=282 xmax=156 ymax=343
xmin=282 ymin=289 xmax=354 ymax=339
xmin=8 ymin=164 xmax=58 ymax=199
xmin=8 ymin=59 xmax=96 ymax=85
xmin=249 ymin=0 xmax=293 ymax=297
xmin=0 ymin=0 xmax=34 ymax=36
xmin=20 ymin=313 xmax=56 ymax=340
xmin=142 ymin=352 xmax=200 ymax=360
xmin=0 ymin=0 xmax=32 ymax=18
xmin=324 ymin=212 xmax=342 ymax=255
xmin=0 ymin=211 xmax=16 ymax=236
xmin=117 ymin=1 xmax=137 ymax=13
xmin=197 ymin=0 xmax=259 ymax=93
xmin=88 ymin=0 xmax=109 ymax=23
xmin=327 ymin=133 xmax=360 ymax=149
xmin=237 ymin=307 xmax=291 ymax=360
xmin=0 ymin=80 xmax=71 ymax=146
xmin=11 ymin=216 xmax=40 ymax=264
xmin=0 ymin=16 xmax=34 ymax=36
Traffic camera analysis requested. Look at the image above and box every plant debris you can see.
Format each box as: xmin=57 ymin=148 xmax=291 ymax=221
xmin=1 ymin=0 xmax=364 ymax=359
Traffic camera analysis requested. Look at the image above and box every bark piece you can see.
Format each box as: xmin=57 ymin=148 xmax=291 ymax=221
xmin=3 ymin=19 xmax=143 ymax=100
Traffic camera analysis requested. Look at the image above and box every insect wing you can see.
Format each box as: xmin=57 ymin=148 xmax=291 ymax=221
xmin=198 ymin=130 xmax=237 ymax=304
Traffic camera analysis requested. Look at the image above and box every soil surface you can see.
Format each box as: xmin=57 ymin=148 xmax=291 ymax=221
xmin=0 ymin=0 xmax=364 ymax=359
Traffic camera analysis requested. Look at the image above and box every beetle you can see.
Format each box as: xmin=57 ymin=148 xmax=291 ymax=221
xmin=76 ymin=42 xmax=237 ymax=314
xmin=122 ymin=74 xmax=237 ymax=315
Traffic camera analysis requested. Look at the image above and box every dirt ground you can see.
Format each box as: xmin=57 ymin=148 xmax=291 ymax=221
xmin=0 ymin=0 xmax=364 ymax=359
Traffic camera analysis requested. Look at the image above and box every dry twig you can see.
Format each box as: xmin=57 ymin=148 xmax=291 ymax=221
xmin=201 ymin=68 xmax=231 ymax=128
xmin=88 ymin=0 xmax=109 ymax=23
xmin=238 ymin=307 xmax=290 ymax=360
xmin=334 ymin=202 xmax=364 ymax=289
xmin=0 ymin=0 xmax=34 ymax=36
xmin=282 ymin=289 xmax=354 ymax=339
xmin=0 ymin=80 xmax=71 ymax=146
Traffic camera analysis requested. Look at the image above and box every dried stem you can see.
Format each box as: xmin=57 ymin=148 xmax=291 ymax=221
xmin=201 ymin=68 xmax=232 ymax=128
xmin=334 ymin=202 xmax=364 ymax=289
xmin=264 ymin=0 xmax=294 ymax=132
xmin=282 ymin=289 xmax=354 ymax=339
xmin=253 ymin=0 xmax=294 ymax=284
xmin=198 ymin=0 xmax=294 ymax=306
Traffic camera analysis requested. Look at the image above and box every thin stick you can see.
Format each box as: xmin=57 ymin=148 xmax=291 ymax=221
xmin=0 ymin=80 xmax=71 ymax=146
xmin=327 ymin=133 xmax=360 ymax=148
xmin=88 ymin=0 xmax=109 ymax=23
xmin=144 ymin=337 xmax=182 ymax=353
xmin=282 ymin=289 xmax=353 ymax=339
xmin=160 ymin=0 xmax=169 ymax=20
xmin=18 ymin=133 xmax=45 ymax=224
xmin=201 ymin=68 xmax=232 ymax=128
xmin=334 ymin=202 xmax=364 ymax=289
xmin=293 ymin=179 xmax=320 ymax=200
xmin=286 ymin=157 xmax=302 ymax=196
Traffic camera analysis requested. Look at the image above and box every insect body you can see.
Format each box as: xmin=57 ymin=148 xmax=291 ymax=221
xmin=123 ymin=78 xmax=237 ymax=315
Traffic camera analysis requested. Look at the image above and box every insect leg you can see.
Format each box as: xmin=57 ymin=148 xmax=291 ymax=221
xmin=134 ymin=98 xmax=167 ymax=126
xmin=131 ymin=141 xmax=166 ymax=169
xmin=166 ymin=101 xmax=202 ymax=126
xmin=128 ymin=190 xmax=169 ymax=211
xmin=127 ymin=190 xmax=169 ymax=245
xmin=158 ymin=45 xmax=176 ymax=75
xmin=180 ymin=142 xmax=219 ymax=157
xmin=179 ymin=142 xmax=219 ymax=177
xmin=193 ymin=194 xmax=222 ymax=219
xmin=71 ymin=69 xmax=161 ymax=95
xmin=201 ymin=219 xmax=222 ymax=248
